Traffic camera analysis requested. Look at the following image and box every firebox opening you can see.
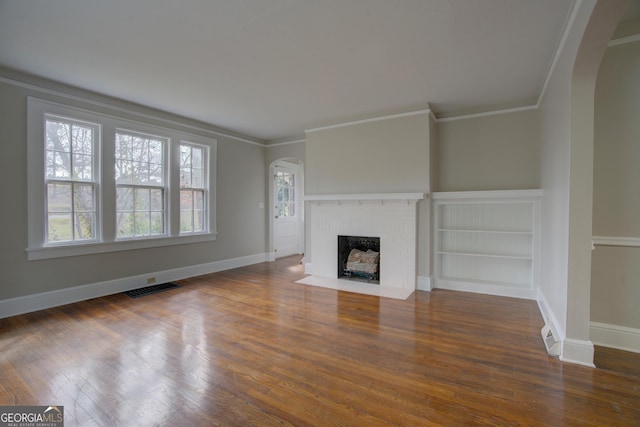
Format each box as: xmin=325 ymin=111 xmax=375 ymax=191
xmin=337 ymin=235 xmax=380 ymax=284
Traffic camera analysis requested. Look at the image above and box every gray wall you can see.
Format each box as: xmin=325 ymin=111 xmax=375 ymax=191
xmin=306 ymin=114 xmax=430 ymax=195
xmin=305 ymin=112 xmax=431 ymax=277
xmin=266 ymin=141 xmax=306 ymax=167
xmin=591 ymin=39 xmax=640 ymax=330
xmin=435 ymin=109 xmax=539 ymax=192
xmin=0 ymin=70 xmax=268 ymax=301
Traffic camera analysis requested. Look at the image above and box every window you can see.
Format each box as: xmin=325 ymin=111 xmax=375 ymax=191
xmin=27 ymin=97 xmax=217 ymax=260
xmin=179 ymin=143 xmax=208 ymax=234
xmin=275 ymin=171 xmax=295 ymax=218
xmin=45 ymin=116 xmax=99 ymax=244
xmin=115 ymin=131 xmax=167 ymax=238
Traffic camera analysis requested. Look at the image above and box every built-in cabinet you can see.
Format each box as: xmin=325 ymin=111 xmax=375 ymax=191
xmin=432 ymin=190 xmax=542 ymax=299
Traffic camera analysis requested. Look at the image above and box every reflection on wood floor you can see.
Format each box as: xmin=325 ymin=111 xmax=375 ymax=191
xmin=1 ymin=255 xmax=639 ymax=426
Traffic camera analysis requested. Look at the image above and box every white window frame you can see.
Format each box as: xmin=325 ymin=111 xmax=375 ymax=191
xmin=44 ymin=114 xmax=101 ymax=245
xmin=27 ymin=97 xmax=217 ymax=261
xmin=115 ymin=129 xmax=169 ymax=239
xmin=179 ymin=142 xmax=209 ymax=235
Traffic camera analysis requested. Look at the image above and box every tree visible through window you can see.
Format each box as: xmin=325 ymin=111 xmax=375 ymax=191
xmin=45 ymin=117 xmax=98 ymax=243
xmin=29 ymin=98 xmax=217 ymax=259
xmin=275 ymin=171 xmax=295 ymax=218
xmin=180 ymin=143 xmax=207 ymax=234
xmin=115 ymin=131 xmax=166 ymax=238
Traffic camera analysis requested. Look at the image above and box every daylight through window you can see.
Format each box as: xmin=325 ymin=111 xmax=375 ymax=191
xmin=28 ymin=97 xmax=217 ymax=260
xmin=179 ymin=143 xmax=208 ymax=234
xmin=45 ymin=116 xmax=99 ymax=244
xmin=115 ymin=131 xmax=167 ymax=238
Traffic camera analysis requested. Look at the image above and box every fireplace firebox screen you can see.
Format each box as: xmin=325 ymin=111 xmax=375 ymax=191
xmin=337 ymin=235 xmax=380 ymax=283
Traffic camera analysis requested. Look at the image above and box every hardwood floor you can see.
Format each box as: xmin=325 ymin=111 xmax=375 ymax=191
xmin=1 ymin=256 xmax=639 ymax=426
xmin=595 ymin=345 xmax=640 ymax=378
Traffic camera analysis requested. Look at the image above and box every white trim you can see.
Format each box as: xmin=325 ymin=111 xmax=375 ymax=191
xmin=266 ymin=139 xmax=305 ymax=147
xmin=592 ymin=236 xmax=640 ymax=248
xmin=560 ymin=338 xmax=595 ymax=367
xmin=305 ymin=193 xmax=425 ymax=202
xmin=0 ymin=74 xmax=264 ymax=146
xmin=0 ymin=252 xmax=272 ymax=319
xmin=590 ymin=321 xmax=640 ymax=353
xmin=436 ymin=105 xmax=537 ymax=123
xmin=304 ymin=263 xmax=313 ymax=275
xmin=432 ymin=189 xmax=542 ymax=201
xmin=305 ymin=109 xmax=430 ymax=133
xmin=537 ymin=0 xmax=583 ymax=107
xmin=537 ymin=288 xmax=566 ymax=341
xmin=271 ymin=160 xmax=304 ymax=259
xmin=434 ymin=278 xmax=537 ymax=300
xmin=608 ymin=34 xmax=640 ymax=47
xmin=416 ymin=276 xmax=432 ymax=291
xmin=27 ymin=97 xmax=219 ymax=259
xmin=27 ymin=233 xmax=219 ymax=261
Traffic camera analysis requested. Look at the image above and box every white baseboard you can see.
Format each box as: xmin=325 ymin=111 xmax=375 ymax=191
xmin=416 ymin=276 xmax=432 ymax=291
xmin=434 ymin=278 xmax=537 ymax=300
xmin=537 ymin=290 xmax=595 ymax=366
xmin=0 ymin=252 xmax=272 ymax=319
xmin=304 ymin=262 xmax=313 ymax=275
xmin=590 ymin=321 xmax=640 ymax=353
xmin=561 ymin=338 xmax=595 ymax=367
xmin=536 ymin=289 xmax=566 ymax=342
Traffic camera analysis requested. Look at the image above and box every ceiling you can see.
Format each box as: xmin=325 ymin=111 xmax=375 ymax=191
xmin=0 ymin=0 xmax=577 ymax=143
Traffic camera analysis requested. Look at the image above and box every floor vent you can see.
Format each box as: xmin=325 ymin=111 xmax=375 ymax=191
xmin=541 ymin=324 xmax=561 ymax=357
xmin=123 ymin=282 xmax=180 ymax=298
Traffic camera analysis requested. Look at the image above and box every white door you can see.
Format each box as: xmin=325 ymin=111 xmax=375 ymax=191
xmin=274 ymin=168 xmax=299 ymax=258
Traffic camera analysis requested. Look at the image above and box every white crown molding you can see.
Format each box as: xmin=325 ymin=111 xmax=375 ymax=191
xmin=0 ymin=74 xmax=266 ymax=147
xmin=266 ymin=139 xmax=306 ymax=147
xmin=0 ymin=252 xmax=273 ymax=319
xmin=435 ymin=104 xmax=538 ymax=123
xmin=592 ymin=236 xmax=640 ymax=248
xmin=608 ymin=33 xmax=640 ymax=47
xmin=305 ymin=109 xmax=430 ymax=133
xmin=536 ymin=0 xmax=583 ymax=107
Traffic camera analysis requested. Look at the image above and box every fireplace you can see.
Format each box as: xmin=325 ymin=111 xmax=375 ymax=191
xmin=337 ymin=235 xmax=380 ymax=283
xmin=298 ymin=193 xmax=424 ymax=299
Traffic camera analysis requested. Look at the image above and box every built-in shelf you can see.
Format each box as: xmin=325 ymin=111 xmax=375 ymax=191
xmin=433 ymin=190 xmax=542 ymax=300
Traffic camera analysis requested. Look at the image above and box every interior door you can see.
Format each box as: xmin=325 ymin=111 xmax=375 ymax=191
xmin=274 ymin=168 xmax=299 ymax=258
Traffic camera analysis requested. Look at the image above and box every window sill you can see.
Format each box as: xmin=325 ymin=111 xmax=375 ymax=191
xmin=26 ymin=232 xmax=218 ymax=261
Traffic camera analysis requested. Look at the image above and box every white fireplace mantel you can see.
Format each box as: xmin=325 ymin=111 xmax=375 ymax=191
xmin=305 ymin=193 xmax=425 ymax=203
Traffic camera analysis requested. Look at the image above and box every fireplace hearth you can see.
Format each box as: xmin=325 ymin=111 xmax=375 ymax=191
xmin=338 ymin=235 xmax=380 ymax=283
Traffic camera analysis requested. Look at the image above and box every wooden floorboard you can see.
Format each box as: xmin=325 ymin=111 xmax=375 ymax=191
xmin=594 ymin=345 xmax=640 ymax=378
xmin=1 ymin=255 xmax=639 ymax=426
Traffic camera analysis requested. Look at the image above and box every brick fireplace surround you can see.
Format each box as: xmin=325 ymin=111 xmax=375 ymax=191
xmin=297 ymin=193 xmax=424 ymax=299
